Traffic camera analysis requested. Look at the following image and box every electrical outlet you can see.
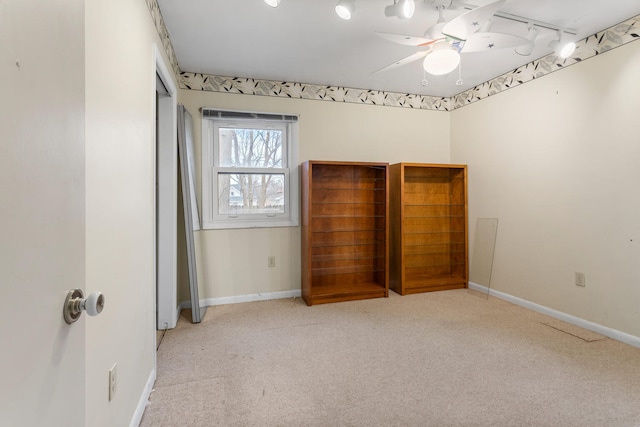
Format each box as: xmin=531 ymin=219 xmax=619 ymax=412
xmin=109 ymin=363 xmax=117 ymax=401
xmin=268 ymin=256 xmax=276 ymax=267
xmin=575 ymin=272 xmax=586 ymax=287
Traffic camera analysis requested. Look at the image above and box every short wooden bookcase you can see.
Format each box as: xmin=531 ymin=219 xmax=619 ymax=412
xmin=389 ymin=163 xmax=468 ymax=295
xmin=301 ymin=161 xmax=389 ymax=305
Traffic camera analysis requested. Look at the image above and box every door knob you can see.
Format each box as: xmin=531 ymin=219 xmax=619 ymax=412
xmin=63 ymin=289 xmax=105 ymax=324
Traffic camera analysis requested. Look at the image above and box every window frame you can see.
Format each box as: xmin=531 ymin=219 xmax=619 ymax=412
xmin=201 ymin=110 xmax=299 ymax=229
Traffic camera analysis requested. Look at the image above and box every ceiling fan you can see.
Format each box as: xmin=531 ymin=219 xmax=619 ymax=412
xmin=375 ymin=0 xmax=531 ymax=76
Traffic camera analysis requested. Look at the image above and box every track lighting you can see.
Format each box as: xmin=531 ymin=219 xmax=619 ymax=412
xmin=549 ymin=30 xmax=576 ymax=59
xmin=423 ymin=41 xmax=460 ymax=75
xmin=264 ymin=0 xmax=281 ymax=7
xmin=335 ymin=0 xmax=356 ymax=20
xmin=385 ymin=0 xmax=416 ymax=20
xmin=515 ymin=25 xmax=538 ymax=56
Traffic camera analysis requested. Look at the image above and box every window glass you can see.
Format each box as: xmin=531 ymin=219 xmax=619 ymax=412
xmin=217 ymin=173 xmax=285 ymax=215
xmin=218 ymin=128 xmax=283 ymax=168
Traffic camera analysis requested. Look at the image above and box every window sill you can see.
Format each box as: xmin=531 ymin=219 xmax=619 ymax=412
xmin=202 ymin=218 xmax=299 ymax=230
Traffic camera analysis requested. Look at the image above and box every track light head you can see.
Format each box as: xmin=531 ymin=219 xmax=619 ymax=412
xmin=549 ymin=30 xmax=576 ymax=59
xmin=385 ymin=0 xmax=416 ymax=20
xmin=515 ymin=25 xmax=539 ymax=56
xmin=335 ymin=0 xmax=356 ymax=20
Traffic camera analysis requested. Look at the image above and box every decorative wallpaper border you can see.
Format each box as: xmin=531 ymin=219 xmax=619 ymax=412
xmin=145 ymin=0 xmax=181 ymax=77
xmin=178 ymin=74 xmax=453 ymax=111
xmin=147 ymin=1 xmax=639 ymax=112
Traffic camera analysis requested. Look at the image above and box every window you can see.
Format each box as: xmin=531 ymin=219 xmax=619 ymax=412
xmin=202 ymin=109 xmax=299 ymax=229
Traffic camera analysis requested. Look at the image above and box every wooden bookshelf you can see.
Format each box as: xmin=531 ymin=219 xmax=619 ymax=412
xmin=301 ymin=161 xmax=389 ymax=305
xmin=389 ymin=163 xmax=468 ymax=295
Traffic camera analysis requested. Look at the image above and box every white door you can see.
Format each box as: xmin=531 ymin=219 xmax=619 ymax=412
xmin=0 ymin=2 xmax=86 ymax=426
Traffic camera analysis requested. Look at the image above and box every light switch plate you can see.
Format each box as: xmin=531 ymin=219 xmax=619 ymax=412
xmin=109 ymin=363 xmax=117 ymax=401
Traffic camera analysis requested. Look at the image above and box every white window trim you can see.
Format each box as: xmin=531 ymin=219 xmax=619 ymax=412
xmin=201 ymin=110 xmax=299 ymax=230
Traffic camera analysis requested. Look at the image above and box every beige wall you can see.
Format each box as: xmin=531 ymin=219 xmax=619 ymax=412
xmin=85 ymin=0 xmax=176 ymax=425
xmin=178 ymin=89 xmax=450 ymax=301
xmin=451 ymin=40 xmax=640 ymax=337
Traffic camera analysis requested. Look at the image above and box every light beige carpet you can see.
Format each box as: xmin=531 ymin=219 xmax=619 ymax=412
xmin=140 ymin=289 xmax=640 ymax=426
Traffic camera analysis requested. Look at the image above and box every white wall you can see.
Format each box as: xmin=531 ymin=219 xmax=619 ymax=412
xmin=451 ymin=40 xmax=640 ymax=337
xmin=0 ymin=1 xmax=86 ymax=425
xmin=84 ymin=0 xmax=176 ymax=425
xmin=178 ymin=89 xmax=450 ymax=301
xmin=1 ymin=1 xmax=173 ymax=425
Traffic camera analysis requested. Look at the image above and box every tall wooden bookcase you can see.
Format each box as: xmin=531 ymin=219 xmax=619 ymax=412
xmin=389 ymin=163 xmax=468 ymax=295
xmin=301 ymin=161 xmax=389 ymax=305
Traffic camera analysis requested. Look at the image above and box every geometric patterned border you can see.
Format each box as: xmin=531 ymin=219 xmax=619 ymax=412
xmin=147 ymin=1 xmax=639 ymax=112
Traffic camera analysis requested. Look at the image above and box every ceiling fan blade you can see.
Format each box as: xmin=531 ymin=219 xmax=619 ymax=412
xmin=376 ymin=32 xmax=435 ymax=47
xmin=460 ymin=32 xmax=531 ymax=53
xmin=373 ymin=51 xmax=429 ymax=74
xmin=442 ymin=0 xmax=506 ymax=41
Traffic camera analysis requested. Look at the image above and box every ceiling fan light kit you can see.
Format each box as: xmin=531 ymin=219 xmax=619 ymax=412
xmin=335 ymin=0 xmax=355 ymax=20
xmin=423 ymin=42 xmax=460 ymax=75
xmin=384 ymin=0 xmax=416 ymax=20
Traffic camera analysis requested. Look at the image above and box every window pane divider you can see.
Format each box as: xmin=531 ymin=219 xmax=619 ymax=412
xmin=215 ymin=167 xmax=287 ymax=174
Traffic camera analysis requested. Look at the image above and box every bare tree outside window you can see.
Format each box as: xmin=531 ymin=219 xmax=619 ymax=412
xmin=217 ymin=127 xmax=285 ymax=215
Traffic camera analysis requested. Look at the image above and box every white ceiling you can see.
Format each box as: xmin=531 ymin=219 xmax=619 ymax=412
xmin=157 ymin=0 xmax=640 ymax=97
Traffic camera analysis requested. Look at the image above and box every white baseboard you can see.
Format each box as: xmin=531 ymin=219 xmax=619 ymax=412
xmin=179 ymin=289 xmax=302 ymax=311
xmin=130 ymin=368 xmax=156 ymax=427
xmin=175 ymin=304 xmax=183 ymax=323
xmin=468 ymin=282 xmax=640 ymax=349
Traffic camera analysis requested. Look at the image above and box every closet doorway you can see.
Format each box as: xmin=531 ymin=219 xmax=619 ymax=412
xmin=155 ymin=47 xmax=178 ymax=332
